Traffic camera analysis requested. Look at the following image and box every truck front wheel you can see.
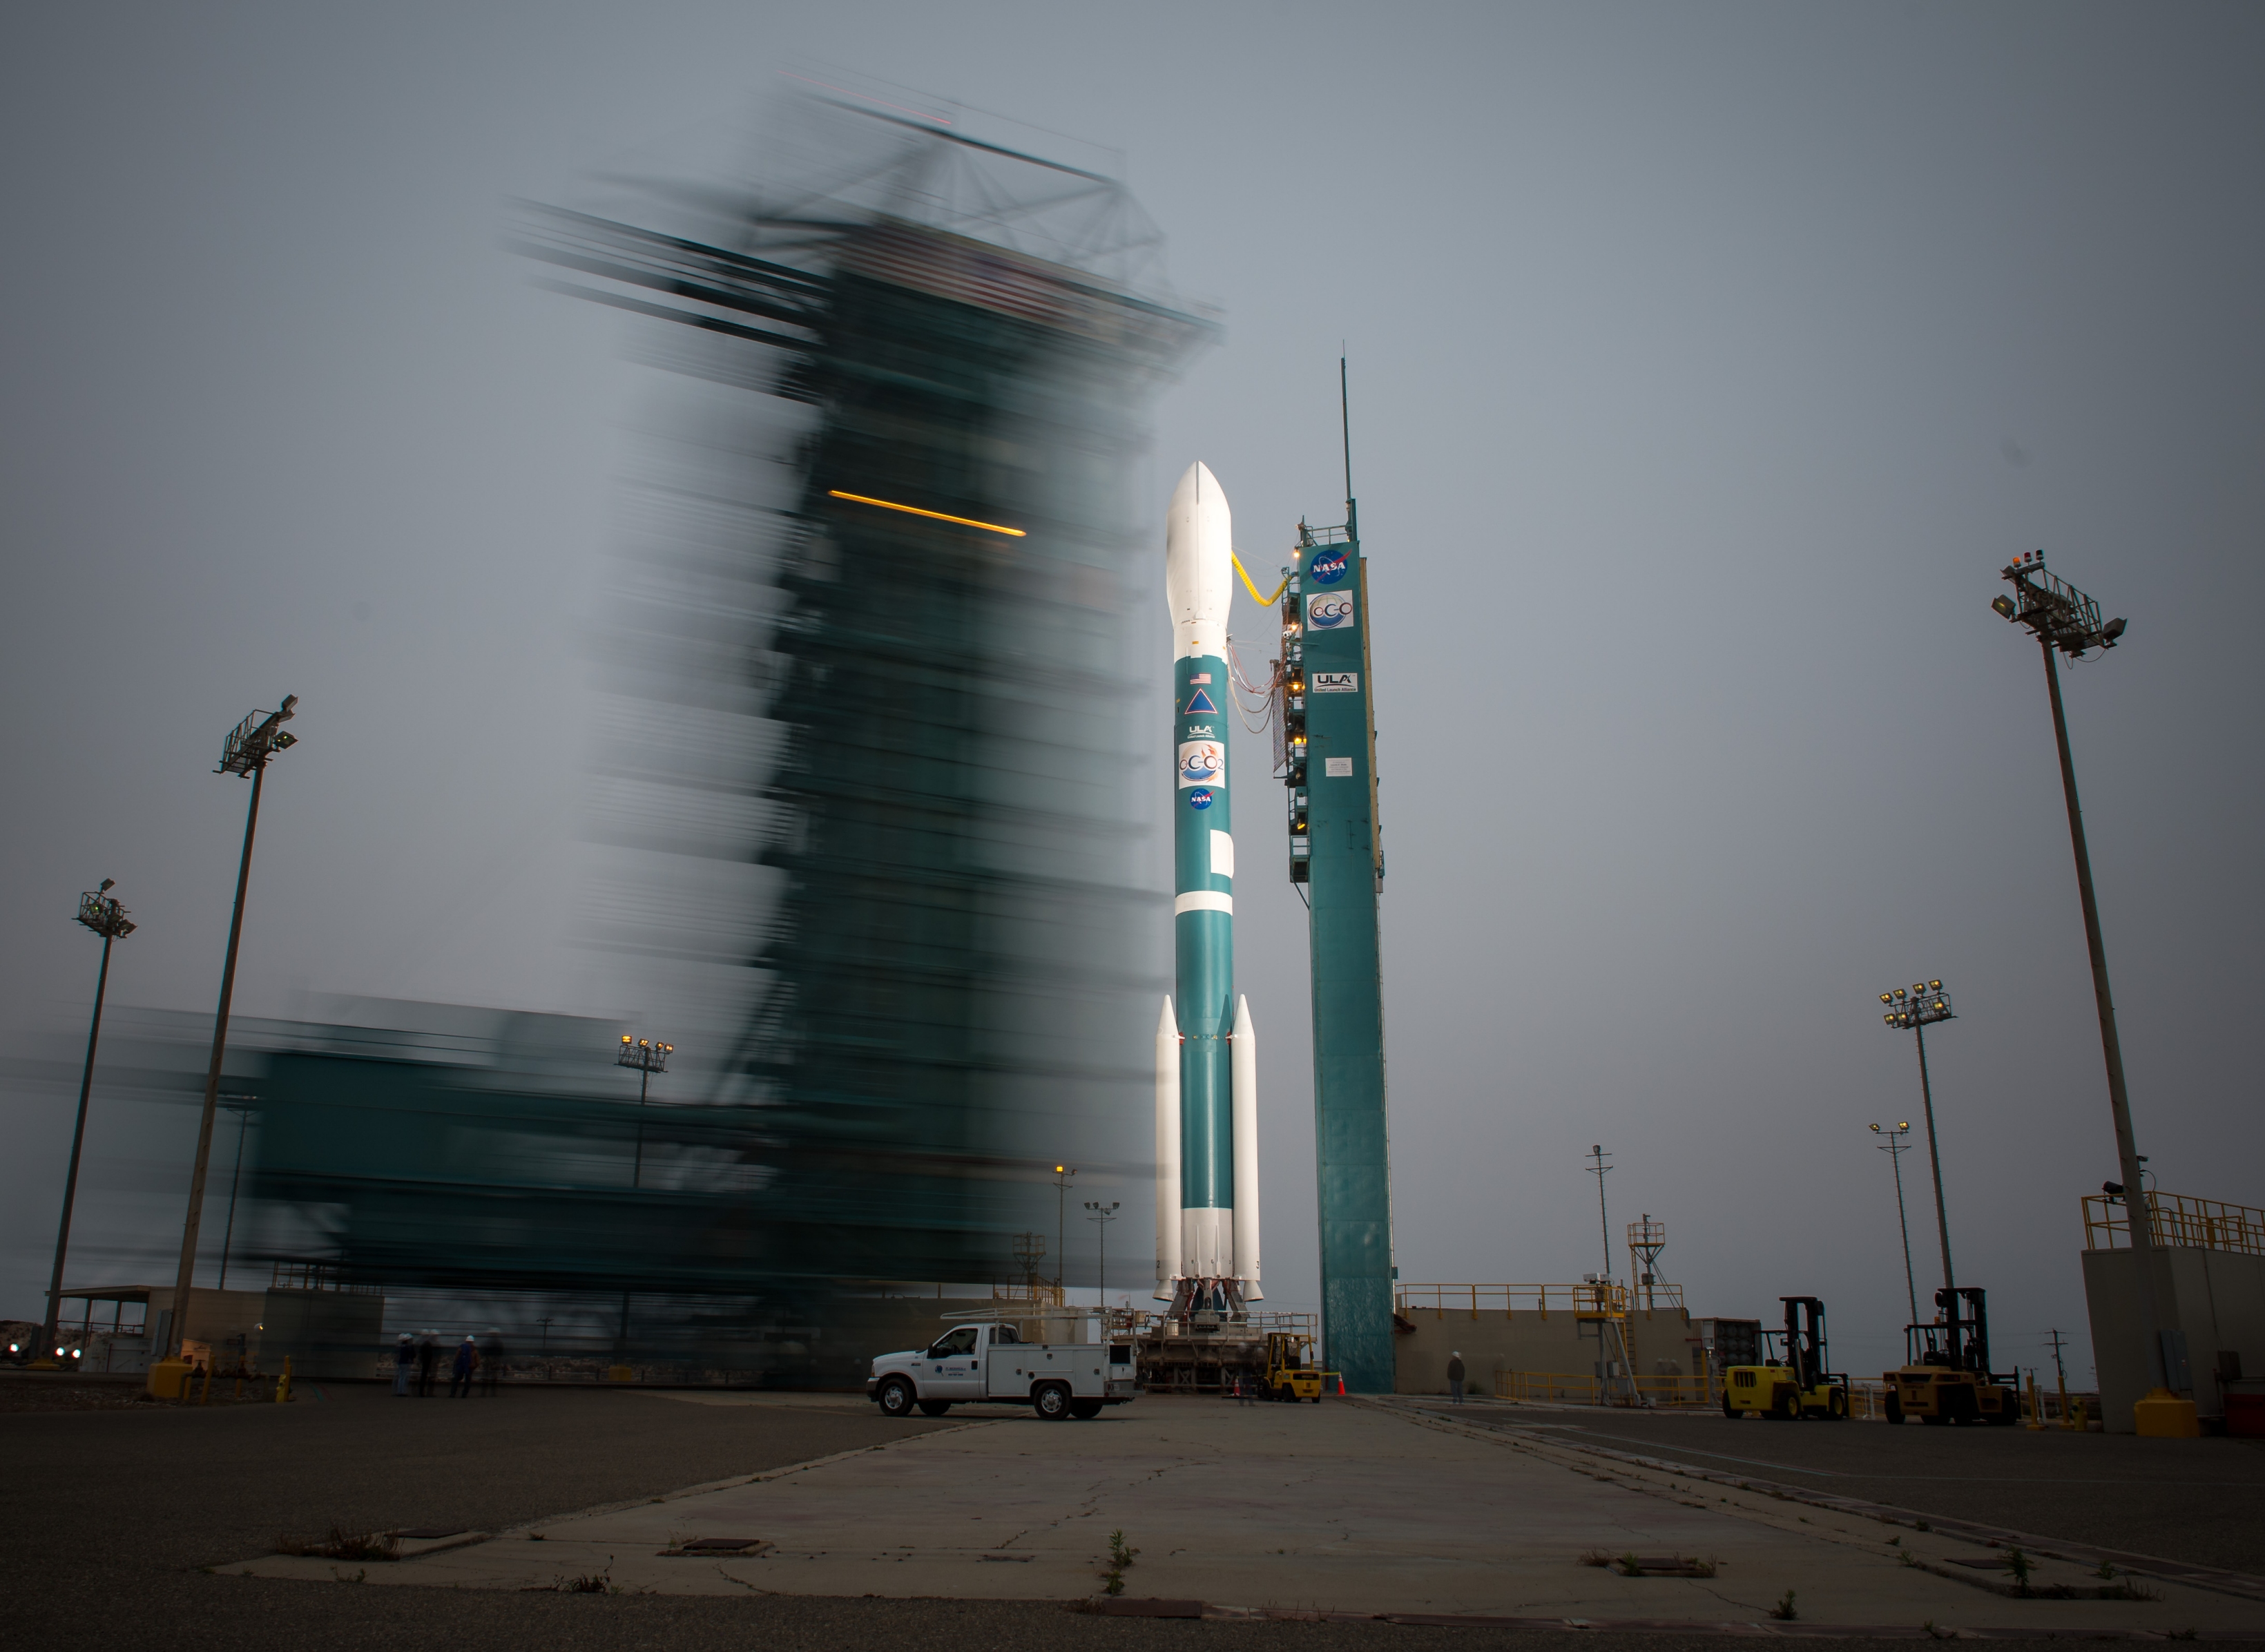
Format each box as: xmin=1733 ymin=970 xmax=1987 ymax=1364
xmin=876 ymin=1377 xmax=916 ymax=1418
xmin=918 ymin=1399 xmax=952 ymax=1416
xmin=1033 ymin=1382 xmax=1072 ymax=1421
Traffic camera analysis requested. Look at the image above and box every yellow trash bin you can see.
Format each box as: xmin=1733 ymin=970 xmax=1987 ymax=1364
xmin=146 ymin=1358 xmax=194 ymax=1401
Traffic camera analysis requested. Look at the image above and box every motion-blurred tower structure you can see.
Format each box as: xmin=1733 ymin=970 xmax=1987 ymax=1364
xmin=189 ymin=95 xmax=1208 ymax=1370
xmin=517 ymin=95 xmax=1211 ymax=1296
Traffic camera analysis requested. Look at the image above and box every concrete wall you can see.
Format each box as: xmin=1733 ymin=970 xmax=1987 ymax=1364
xmin=2083 ymin=1245 xmax=2265 ymax=1432
xmin=1394 ymin=1302 xmax=1699 ymax=1394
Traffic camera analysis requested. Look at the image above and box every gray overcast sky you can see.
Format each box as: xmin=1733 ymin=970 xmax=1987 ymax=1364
xmin=5 ymin=3 xmax=2261 ymax=1384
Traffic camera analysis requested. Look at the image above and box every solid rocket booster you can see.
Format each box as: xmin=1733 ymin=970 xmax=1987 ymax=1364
xmin=1157 ymin=461 xmax=1262 ymax=1302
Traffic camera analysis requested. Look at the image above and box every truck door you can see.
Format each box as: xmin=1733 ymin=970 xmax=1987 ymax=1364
xmin=922 ymin=1326 xmax=985 ymax=1399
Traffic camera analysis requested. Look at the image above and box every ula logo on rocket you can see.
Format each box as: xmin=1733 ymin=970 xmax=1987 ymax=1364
xmin=1309 ymin=548 xmax=1349 ymax=585
xmin=1186 ymin=787 xmax=1214 ymax=809
xmin=1178 ymin=740 xmax=1224 ymax=787
xmin=1307 ymin=593 xmax=1354 ymax=631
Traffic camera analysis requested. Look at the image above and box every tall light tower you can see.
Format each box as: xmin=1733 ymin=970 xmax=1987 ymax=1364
xmin=1626 ymin=1215 xmax=1666 ymax=1311
xmin=1052 ymin=1164 xmax=1077 ymax=1303
xmin=615 ymin=1035 xmax=674 ymax=1188
xmin=1869 ymin=1121 xmax=1919 ymax=1325
xmin=166 ymin=697 xmax=298 ymax=1357
xmin=1585 ymin=1145 xmax=1614 ymax=1285
xmin=1880 ymin=982 xmax=1958 ymax=1307
xmin=1989 ymin=550 xmax=2167 ymax=1395
xmin=1085 ymin=1200 xmax=1120 ymax=1314
xmin=42 ymin=881 xmax=136 ymax=1358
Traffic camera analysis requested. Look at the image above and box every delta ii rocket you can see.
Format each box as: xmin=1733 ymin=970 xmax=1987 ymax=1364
xmin=1156 ymin=461 xmax=1262 ymax=1312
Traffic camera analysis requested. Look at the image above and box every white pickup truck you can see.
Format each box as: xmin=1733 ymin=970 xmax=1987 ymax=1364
xmin=868 ymin=1317 xmax=1138 ymax=1421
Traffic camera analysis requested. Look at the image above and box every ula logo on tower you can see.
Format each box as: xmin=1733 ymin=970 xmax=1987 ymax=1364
xmin=1178 ymin=740 xmax=1224 ymax=787
xmin=1309 ymin=548 xmax=1349 ymax=585
xmin=1307 ymin=593 xmax=1354 ymax=631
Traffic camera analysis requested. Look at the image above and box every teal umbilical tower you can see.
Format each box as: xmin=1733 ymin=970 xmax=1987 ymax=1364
xmin=1278 ymin=381 xmax=1394 ymax=1390
xmin=1155 ymin=461 xmax=1263 ymax=1312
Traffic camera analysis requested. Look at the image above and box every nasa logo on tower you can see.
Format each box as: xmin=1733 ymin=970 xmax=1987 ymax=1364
xmin=1309 ymin=548 xmax=1349 ymax=585
xmin=1186 ymin=787 xmax=1214 ymax=810
xmin=1307 ymin=593 xmax=1355 ymax=631
xmin=1177 ymin=740 xmax=1224 ymax=788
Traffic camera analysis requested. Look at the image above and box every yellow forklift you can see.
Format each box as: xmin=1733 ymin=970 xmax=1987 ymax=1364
xmin=1884 ymin=1287 xmax=2021 ymax=1425
xmin=1724 ymin=1296 xmax=1850 ymax=1420
xmin=1264 ymin=1331 xmax=1324 ymax=1403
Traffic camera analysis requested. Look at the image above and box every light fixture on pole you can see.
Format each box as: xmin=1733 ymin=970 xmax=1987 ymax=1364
xmin=166 ymin=696 xmax=299 ymax=1358
xmin=1085 ymin=1200 xmax=1120 ymax=1314
xmin=1991 ymin=550 xmax=2168 ymax=1396
xmin=1869 ymin=1122 xmax=1919 ymax=1325
xmin=42 ymin=881 xmax=136 ymax=1361
xmin=616 ymin=1035 xmax=675 ymax=1189
xmin=1052 ymin=1164 xmax=1077 ymax=1302
xmin=1878 ymin=981 xmax=1958 ymax=1309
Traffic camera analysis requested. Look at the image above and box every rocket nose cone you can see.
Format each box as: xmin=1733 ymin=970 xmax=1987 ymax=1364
xmin=1166 ymin=462 xmax=1233 ymax=641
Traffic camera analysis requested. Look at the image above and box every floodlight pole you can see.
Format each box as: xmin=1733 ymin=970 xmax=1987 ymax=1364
xmin=2039 ymin=637 xmax=2165 ymax=1383
xmin=167 ymin=698 xmax=298 ymax=1357
xmin=1086 ymin=1200 xmax=1120 ymax=1313
xmin=1994 ymin=555 xmax=2166 ymax=1392
xmin=1912 ymin=1022 xmax=1955 ymax=1304
xmin=1586 ymin=1145 xmax=1613 ymax=1285
xmin=44 ymin=885 xmax=136 ymax=1356
xmin=1871 ymin=1124 xmax=1919 ymax=1325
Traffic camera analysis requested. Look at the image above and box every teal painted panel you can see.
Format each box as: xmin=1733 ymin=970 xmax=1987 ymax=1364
xmin=1298 ymin=538 xmax=1395 ymax=1394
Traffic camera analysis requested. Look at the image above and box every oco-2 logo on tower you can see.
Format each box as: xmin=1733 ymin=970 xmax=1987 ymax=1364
xmin=1306 ymin=592 xmax=1355 ymax=631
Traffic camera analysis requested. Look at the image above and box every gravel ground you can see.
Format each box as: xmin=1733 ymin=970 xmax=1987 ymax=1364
xmin=1400 ymin=1401 xmax=2265 ymax=1576
xmin=10 ymin=1379 xmax=2262 ymax=1649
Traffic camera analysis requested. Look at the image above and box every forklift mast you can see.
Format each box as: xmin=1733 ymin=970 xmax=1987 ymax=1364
xmin=1780 ymin=1296 xmax=1829 ymax=1392
xmin=1904 ymin=1285 xmax=1994 ymax=1376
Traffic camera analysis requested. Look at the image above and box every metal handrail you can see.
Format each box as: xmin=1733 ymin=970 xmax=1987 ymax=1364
xmin=1396 ymin=1282 xmax=1685 ymax=1316
xmin=2082 ymin=1191 xmax=2265 ymax=1258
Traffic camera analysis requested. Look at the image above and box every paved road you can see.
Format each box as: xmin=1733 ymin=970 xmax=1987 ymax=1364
xmin=12 ymin=1381 xmax=2264 ymax=1649
xmin=1398 ymin=1399 xmax=2265 ymax=1575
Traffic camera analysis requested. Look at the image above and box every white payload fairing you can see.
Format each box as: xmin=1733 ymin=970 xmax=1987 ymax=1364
xmin=1156 ymin=461 xmax=1262 ymax=1312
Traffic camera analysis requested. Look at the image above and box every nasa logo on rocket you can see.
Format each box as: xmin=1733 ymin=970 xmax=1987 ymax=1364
xmin=1186 ymin=787 xmax=1215 ymax=810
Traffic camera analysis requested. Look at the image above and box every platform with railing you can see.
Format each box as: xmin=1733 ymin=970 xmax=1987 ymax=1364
xmin=1396 ymin=1282 xmax=1684 ymax=1318
xmin=2082 ymin=1191 xmax=2264 ymax=1257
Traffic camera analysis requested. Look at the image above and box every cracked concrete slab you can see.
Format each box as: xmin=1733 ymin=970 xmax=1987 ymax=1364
xmin=223 ymin=1395 xmax=2262 ymax=1631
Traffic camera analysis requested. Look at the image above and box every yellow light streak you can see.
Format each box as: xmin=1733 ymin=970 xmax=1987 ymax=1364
xmin=827 ymin=490 xmax=1025 ymax=537
xmin=1231 ymin=552 xmax=1290 ymax=606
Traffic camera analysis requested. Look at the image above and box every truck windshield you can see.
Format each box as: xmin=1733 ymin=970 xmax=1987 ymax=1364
xmin=928 ymin=1327 xmax=979 ymax=1357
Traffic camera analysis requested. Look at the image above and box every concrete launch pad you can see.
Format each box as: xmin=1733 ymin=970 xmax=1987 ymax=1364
xmin=222 ymin=1394 xmax=2263 ymax=1632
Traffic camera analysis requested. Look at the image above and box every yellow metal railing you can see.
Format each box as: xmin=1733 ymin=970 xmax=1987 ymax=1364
xmin=2083 ymin=1191 xmax=2265 ymax=1258
xmin=1396 ymin=1282 xmax=1685 ymax=1317
xmin=1490 ymin=1370 xmax=1715 ymax=1407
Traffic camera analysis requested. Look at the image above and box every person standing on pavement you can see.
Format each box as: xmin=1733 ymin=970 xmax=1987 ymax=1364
xmin=392 ymin=1333 xmax=415 ymax=1396
xmin=479 ymin=1329 xmax=505 ymax=1396
xmin=1447 ymin=1350 xmax=1466 ymax=1403
xmin=449 ymin=1334 xmax=478 ymax=1398
xmin=416 ymin=1331 xmax=439 ymax=1397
